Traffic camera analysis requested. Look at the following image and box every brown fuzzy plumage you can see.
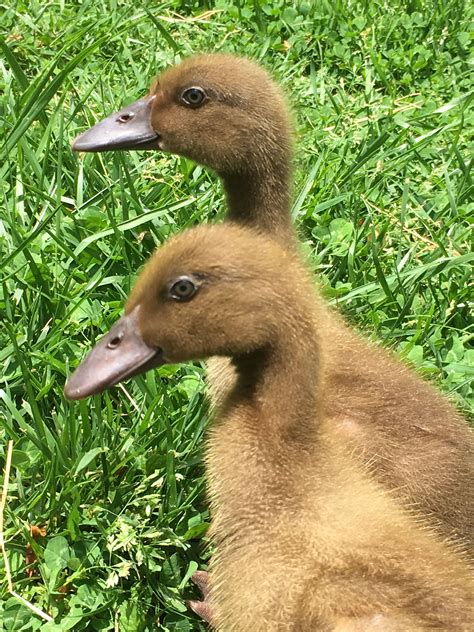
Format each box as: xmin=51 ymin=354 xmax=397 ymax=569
xmin=128 ymin=54 xmax=473 ymax=548
xmin=73 ymin=52 xmax=473 ymax=546
xmin=120 ymin=224 xmax=473 ymax=630
xmin=148 ymin=54 xmax=294 ymax=241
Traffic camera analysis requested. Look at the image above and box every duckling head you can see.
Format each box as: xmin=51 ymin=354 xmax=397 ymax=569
xmin=72 ymin=54 xmax=292 ymax=175
xmin=64 ymin=224 xmax=299 ymax=400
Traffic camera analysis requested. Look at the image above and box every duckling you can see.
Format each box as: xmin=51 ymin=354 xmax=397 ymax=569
xmin=73 ymin=54 xmax=294 ymax=242
xmin=64 ymin=225 xmax=473 ymax=631
xmin=72 ymin=54 xmax=474 ymax=548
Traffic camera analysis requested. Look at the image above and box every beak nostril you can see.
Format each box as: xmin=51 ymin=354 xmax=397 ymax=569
xmin=117 ymin=113 xmax=134 ymax=124
xmin=107 ymin=334 xmax=123 ymax=349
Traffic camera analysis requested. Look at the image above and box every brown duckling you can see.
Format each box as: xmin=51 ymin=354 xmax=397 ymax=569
xmin=64 ymin=225 xmax=473 ymax=631
xmin=71 ymin=54 xmax=474 ymax=549
xmin=73 ymin=54 xmax=294 ymax=242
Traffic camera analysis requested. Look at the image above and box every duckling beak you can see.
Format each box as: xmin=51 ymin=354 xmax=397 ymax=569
xmin=64 ymin=306 xmax=163 ymax=400
xmin=72 ymin=97 xmax=159 ymax=152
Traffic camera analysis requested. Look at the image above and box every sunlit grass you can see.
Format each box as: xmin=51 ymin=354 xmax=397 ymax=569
xmin=0 ymin=1 xmax=472 ymax=629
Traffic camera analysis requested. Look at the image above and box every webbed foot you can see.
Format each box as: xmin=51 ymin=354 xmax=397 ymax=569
xmin=187 ymin=570 xmax=213 ymax=625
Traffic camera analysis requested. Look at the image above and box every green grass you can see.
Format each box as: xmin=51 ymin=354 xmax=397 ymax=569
xmin=0 ymin=1 xmax=473 ymax=629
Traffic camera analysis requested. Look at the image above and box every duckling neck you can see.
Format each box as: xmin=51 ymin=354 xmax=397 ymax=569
xmin=232 ymin=340 xmax=321 ymax=436
xmin=221 ymin=165 xmax=295 ymax=244
xmin=206 ymin=327 xmax=325 ymax=555
xmin=211 ymin=319 xmax=323 ymax=480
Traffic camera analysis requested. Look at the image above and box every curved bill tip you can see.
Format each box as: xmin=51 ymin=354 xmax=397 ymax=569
xmin=64 ymin=306 xmax=164 ymax=401
xmin=72 ymin=96 xmax=160 ymax=152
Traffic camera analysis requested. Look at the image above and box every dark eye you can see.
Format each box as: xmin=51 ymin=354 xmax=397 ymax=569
xmin=181 ymin=87 xmax=207 ymax=108
xmin=169 ymin=276 xmax=198 ymax=301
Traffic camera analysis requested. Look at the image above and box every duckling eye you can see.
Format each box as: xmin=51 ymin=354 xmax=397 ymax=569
xmin=169 ymin=276 xmax=198 ymax=301
xmin=181 ymin=87 xmax=207 ymax=108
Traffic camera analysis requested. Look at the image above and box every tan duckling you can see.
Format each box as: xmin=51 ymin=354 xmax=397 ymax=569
xmin=64 ymin=225 xmax=473 ymax=631
xmin=72 ymin=53 xmax=474 ymax=549
xmin=73 ymin=54 xmax=294 ymax=242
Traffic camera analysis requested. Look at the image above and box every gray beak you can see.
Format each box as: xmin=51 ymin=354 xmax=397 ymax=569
xmin=64 ymin=306 xmax=163 ymax=400
xmin=72 ymin=96 xmax=159 ymax=152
